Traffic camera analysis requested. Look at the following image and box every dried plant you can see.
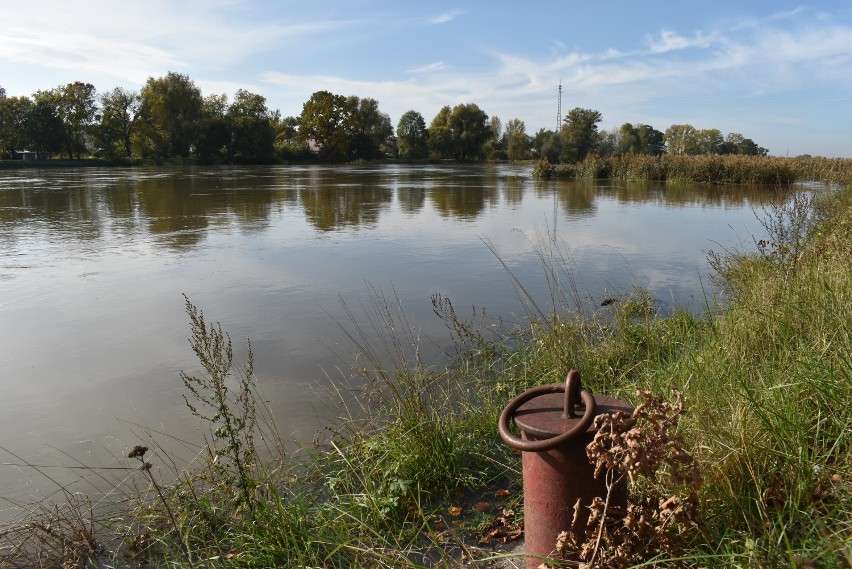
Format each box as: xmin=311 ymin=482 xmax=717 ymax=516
xmin=179 ymin=294 xmax=258 ymax=510
xmin=549 ymin=389 xmax=702 ymax=568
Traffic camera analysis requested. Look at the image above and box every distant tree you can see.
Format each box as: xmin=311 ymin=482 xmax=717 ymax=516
xmin=97 ymin=87 xmax=140 ymax=159
xmin=55 ymin=82 xmax=97 ymax=159
xmin=194 ymin=93 xmax=229 ymax=162
xmin=719 ymin=132 xmax=767 ymax=156
xmin=541 ymin=132 xmax=563 ymax=163
xmin=448 ymin=103 xmax=491 ymax=161
xmin=0 ymin=95 xmax=33 ymax=159
xmin=396 ymin=110 xmax=429 ymax=159
xmin=489 ymin=116 xmax=503 ymax=142
xmin=297 ymin=90 xmax=353 ymax=162
xmin=505 ymin=118 xmax=529 ymax=161
xmin=483 ymin=115 xmax=505 ymax=160
xmin=695 ymin=128 xmax=724 ymax=154
xmin=636 ymin=124 xmax=665 ymax=155
xmin=348 ymin=96 xmax=393 ymax=160
xmin=138 ymin=72 xmax=203 ymax=158
xmin=618 ymin=123 xmax=639 ymax=155
xmin=25 ymin=95 xmax=64 ymax=159
xmin=560 ymin=107 xmax=602 ymax=163
xmin=273 ymin=115 xmax=311 ymax=160
xmin=597 ymin=127 xmax=620 ymax=158
xmin=531 ymin=128 xmax=554 ymax=159
xmin=664 ymin=124 xmax=699 ymax=155
xmin=428 ymin=106 xmax=454 ymax=159
xmin=227 ymin=89 xmax=275 ymax=163
xmin=0 ymin=86 xmax=5 ymax=99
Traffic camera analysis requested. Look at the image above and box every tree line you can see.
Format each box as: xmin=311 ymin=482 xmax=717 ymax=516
xmin=0 ymin=73 xmax=768 ymax=164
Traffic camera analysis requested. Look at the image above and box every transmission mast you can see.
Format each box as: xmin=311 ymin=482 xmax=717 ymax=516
xmin=556 ymin=81 xmax=562 ymax=131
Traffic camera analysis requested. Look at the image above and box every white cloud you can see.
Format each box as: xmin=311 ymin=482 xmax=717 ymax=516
xmin=407 ymin=61 xmax=447 ymax=74
xmin=645 ymin=30 xmax=713 ymax=54
xmin=430 ymin=9 xmax=465 ymax=24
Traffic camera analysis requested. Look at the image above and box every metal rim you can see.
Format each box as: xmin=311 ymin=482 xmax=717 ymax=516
xmin=498 ymin=384 xmax=597 ymax=452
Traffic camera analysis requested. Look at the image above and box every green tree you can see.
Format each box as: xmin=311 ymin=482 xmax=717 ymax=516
xmin=297 ymin=90 xmax=354 ymax=162
xmin=618 ymin=123 xmax=640 ymax=155
xmin=97 ymin=87 xmax=140 ymax=159
xmin=227 ymin=89 xmax=275 ymax=163
xmin=24 ymin=95 xmax=64 ymax=159
xmin=273 ymin=115 xmax=311 ymax=161
xmin=505 ymin=118 xmax=529 ymax=161
xmin=541 ymin=131 xmax=563 ymax=163
xmin=348 ymin=96 xmax=392 ymax=160
xmin=56 ymin=82 xmax=97 ymax=159
xmin=695 ymin=128 xmax=723 ymax=154
xmin=447 ymin=103 xmax=491 ymax=161
xmin=428 ymin=106 xmax=454 ymax=159
xmin=396 ymin=110 xmax=429 ymax=159
xmin=138 ymin=72 xmax=203 ymax=158
xmin=664 ymin=124 xmax=699 ymax=155
xmin=636 ymin=124 xmax=665 ymax=155
xmin=0 ymin=95 xmax=33 ymax=159
xmin=719 ymin=132 xmax=767 ymax=156
xmin=195 ymin=93 xmax=229 ymax=162
xmin=531 ymin=128 xmax=554 ymax=159
xmin=560 ymin=107 xmax=602 ymax=163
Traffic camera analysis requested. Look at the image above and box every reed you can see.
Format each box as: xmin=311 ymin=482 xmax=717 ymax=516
xmin=532 ymin=154 xmax=851 ymax=186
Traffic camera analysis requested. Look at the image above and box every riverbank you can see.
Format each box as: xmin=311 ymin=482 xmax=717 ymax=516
xmin=1 ymin=173 xmax=850 ymax=567
xmin=533 ymin=154 xmax=852 ymax=186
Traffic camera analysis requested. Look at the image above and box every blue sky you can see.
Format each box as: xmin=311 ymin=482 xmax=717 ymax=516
xmin=1 ymin=1 xmax=851 ymax=156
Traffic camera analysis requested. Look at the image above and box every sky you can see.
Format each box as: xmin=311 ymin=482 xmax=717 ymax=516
xmin=1 ymin=1 xmax=851 ymax=157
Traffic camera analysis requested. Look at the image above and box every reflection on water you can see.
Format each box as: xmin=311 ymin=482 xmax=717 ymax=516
xmin=0 ymin=164 xmax=781 ymax=502
xmin=0 ymin=166 xmax=779 ymax=242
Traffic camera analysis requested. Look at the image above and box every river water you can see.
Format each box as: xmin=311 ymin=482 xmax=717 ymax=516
xmin=0 ymin=163 xmax=776 ymax=503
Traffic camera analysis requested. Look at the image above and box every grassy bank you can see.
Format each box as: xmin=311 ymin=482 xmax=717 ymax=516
xmin=2 ymin=174 xmax=850 ymax=567
xmin=532 ymin=154 xmax=852 ymax=186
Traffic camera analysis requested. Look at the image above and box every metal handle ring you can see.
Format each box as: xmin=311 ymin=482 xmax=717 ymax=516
xmin=498 ymin=384 xmax=596 ymax=452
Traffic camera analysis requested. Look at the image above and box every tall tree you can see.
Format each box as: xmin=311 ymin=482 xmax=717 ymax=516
xmin=56 ymin=82 xmax=97 ymax=159
xmin=195 ymin=93 xmax=229 ymax=162
xmin=227 ymin=89 xmax=275 ymax=163
xmin=25 ymin=95 xmax=64 ymax=159
xmin=0 ymin=95 xmax=32 ymax=159
xmin=297 ymin=90 xmax=353 ymax=162
xmin=348 ymin=96 xmax=393 ymax=160
xmin=97 ymin=87 xmax=140 ymax=159
xmin=695 ymin=128 xmax=723 ymax=154
xmin=396 ymin=110 xmax=429 ymax=159
xmin=448 ymin=103 xmax=491 ymax=161
xmin=560 ymin=107 xmax=602 ymax=162
xmin=138 ymin=72 xmax=203 ymax=158
xmin=636 ymin=124 xmax=665 ymax=155
xmin=505 ymin=118 xmax=529 ymax=161
xmin=664 ymin=124 xmax=699 ymax=155
xmin=428 ymin=106 xmax=454 ymax=159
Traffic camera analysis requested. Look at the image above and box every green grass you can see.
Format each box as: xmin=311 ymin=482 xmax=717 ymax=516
xmin=2 ymin=170 xmax=850 ymax=568
xmin=533 ymin=154 xmax=852 ymax=185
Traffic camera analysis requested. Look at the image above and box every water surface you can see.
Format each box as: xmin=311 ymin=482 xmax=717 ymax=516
xmin=0 ymin=164 xmax=775 ymax=501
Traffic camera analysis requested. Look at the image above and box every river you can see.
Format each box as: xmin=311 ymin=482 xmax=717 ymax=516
xmin=0 ymin=163 xmax=776 ymax=503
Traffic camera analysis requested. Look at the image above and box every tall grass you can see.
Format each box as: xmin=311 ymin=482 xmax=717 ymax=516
xmin=533 ymin=154 xmax=852 ymax=186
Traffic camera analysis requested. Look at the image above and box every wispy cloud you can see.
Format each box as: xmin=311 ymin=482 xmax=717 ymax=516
xmin=407 ymin=61 xmax=447 ymax=74
xmin=645 ymin=30 xmax=713 ymax=54
xmin=430 ymin=9 xmax=465 ymax=24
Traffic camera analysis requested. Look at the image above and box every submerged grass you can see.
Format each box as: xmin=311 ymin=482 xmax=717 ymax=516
xmin=2 ymin=168 xmax=851 ymax=567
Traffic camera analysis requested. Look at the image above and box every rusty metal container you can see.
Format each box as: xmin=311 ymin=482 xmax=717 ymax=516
xmin=498 ymin=370 xmax=632 ymax=568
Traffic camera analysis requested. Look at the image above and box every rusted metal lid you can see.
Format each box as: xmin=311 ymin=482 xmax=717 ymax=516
xmin=514 ymin=392 xmax=633 ymax=438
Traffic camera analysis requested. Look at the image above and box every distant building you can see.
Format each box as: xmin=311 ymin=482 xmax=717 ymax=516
xmin=14 ymin=150 xmax=38 ymax=160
